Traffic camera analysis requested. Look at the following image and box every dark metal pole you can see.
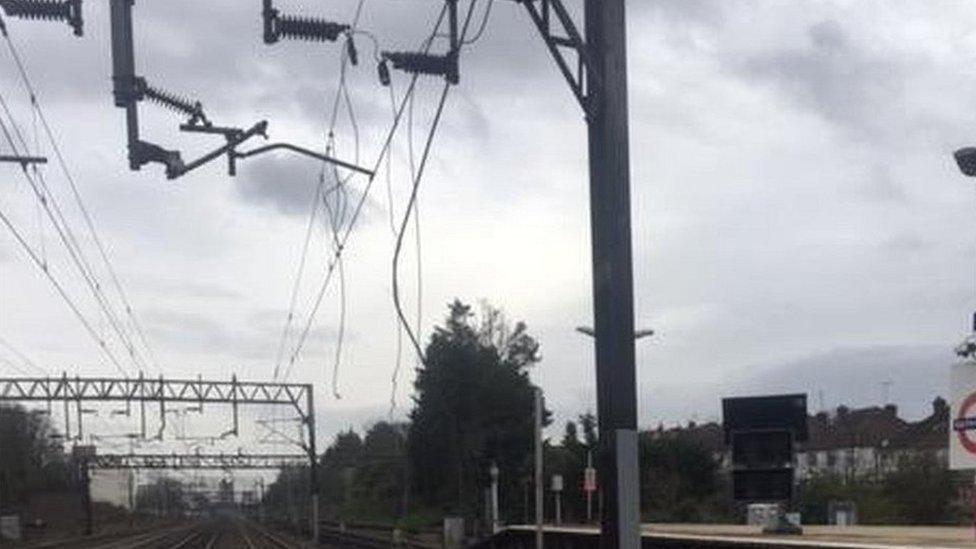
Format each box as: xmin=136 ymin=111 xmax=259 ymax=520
xmin=109 ymin=0 xmax=141 ymax=171
xmin=584 ymin=0 xmax=640 ymax=547
xmin=79 ymin=460 xmax=92 ymax=535
xmin=306 ymin=386 xmax=319 ymax=542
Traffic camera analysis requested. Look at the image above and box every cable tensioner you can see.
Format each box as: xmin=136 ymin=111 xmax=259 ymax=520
xmin=0 ymin=0 xmax=82 ymax=36
xmin=262 ymin=0 xmax=348 ymax=45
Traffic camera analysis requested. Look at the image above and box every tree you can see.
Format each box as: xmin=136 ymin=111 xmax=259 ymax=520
xmin=316 ymin=430 xmax=362 ymax=520
xmin=409 ymin=300 xmax=544 ymax=521
xmin=578 ymin=412 xmax=598 ymax=449
xmin=135 ymin=477 xmax=186 ymax=518
xmin=883 ymin=453 xmax=959 ymax=524
xmin=638 ymin=431 xmax=725 ymax=522
xmin=0 ymin=404 xmax=71 ymax=512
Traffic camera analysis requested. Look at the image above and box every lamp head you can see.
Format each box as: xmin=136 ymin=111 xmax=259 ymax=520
xmin=954 ymin=147 xmax=976 ymax=177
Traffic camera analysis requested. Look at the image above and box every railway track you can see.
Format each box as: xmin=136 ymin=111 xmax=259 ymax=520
xmin=30 ymin=519 xmax=305 ymax=549
xmin=237 ymin=520 xmax=305 ymax=549
xmin=318 ymin=521 xmax=439 ymax=549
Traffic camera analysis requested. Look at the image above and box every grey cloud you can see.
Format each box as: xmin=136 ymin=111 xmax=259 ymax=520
xmin=137 ymin=277 xmax=242 ymax=301
xmin=855 ymin=165 xmax=908 ymax=203
xmin=639 ymin=345 xmax=950 ymax=426
xmin=738 ymin=345 xmax=950 ymax=420
xmin=236 ymin=154 xmax=324 ymax=216
xmin=733 ymin=19 xmax=909 ymax=139
xmin=235 ymin=152 xmax=382 ymax=221
xmin=144 ymin=307 xmax=345 ymax=362
xmin=645 ymin=0 xmax=724 ymax=28
xmin=881 ymin=231 xmax=929 ymax=253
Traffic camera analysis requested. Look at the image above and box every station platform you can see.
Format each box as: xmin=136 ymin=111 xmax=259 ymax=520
xmin=485 ymin=523 xmax=975 ymax=548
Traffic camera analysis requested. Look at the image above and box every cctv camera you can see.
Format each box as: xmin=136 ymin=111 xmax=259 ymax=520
xmin=954 ymin=147 xmax=976 ymax=177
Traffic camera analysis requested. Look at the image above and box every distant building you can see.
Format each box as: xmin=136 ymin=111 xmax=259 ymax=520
xmin=653 ymin=397 xmax=951 ymax=483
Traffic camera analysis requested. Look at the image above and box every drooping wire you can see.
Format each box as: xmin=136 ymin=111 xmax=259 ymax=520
xmin=273 ymin=183 xmax=322 ymax=381
xmin=392 ymin=0 xmax=482 ymax=368
xmin=276 ymin=0 xmax=367 ymax=390
xmin=385 ymin=84 xmax=405 ymax=417
xmin=462 ymin=0 xmax=493 ymax=45
xmin=320 ymin=179 xmax=346 ymax=400
xmin=281 ymin=59 xmax=437 ymax=376
xmin=281 ymin=3 xmax=451 ymax=380
xmin=392 ymin=82 xmax=450 ymax=367
xmin=2 ymin=28 xmax=161 ymax=374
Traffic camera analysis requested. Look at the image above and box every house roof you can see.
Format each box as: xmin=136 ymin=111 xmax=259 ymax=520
xmin=650 ymin=398 xmax=951 ymax=454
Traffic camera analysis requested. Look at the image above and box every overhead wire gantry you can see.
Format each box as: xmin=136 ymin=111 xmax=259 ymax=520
xmin=0 ymin=374 xmax=321 ymax=539
xmin=85 ymin=452 xmax=308 ymax=470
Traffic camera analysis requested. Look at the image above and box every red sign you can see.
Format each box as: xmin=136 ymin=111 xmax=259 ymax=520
xmin=583 ymin=467 xmax=596 ymax=492
xmin=954 ymin=391 xmax=976 ymax=455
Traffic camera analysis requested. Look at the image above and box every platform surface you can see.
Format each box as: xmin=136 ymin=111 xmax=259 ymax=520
xmin=506 ymin=523 xmax=975 ymax=548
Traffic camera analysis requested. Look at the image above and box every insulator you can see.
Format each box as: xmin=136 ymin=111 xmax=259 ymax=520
xmin=346 ymin=35 xmax=358 ymax=66
xmin=384 ymin=52 xmax=456 ymax=81
xmin=0 ymin=0 xmax=82 ymax=36
xmin=274 ymin=14 xmax=347 ymax=43
xmin=142 ymin=82 xmax=209 ymax=126
xmin=377 ymin=60 xmax=391 ymax=87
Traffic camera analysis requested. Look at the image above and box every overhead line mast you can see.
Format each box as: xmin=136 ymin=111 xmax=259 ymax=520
xmin=516 ymin=0 xmax=640 ymax=545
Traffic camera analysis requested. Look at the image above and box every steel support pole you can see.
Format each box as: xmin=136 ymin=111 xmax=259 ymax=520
xmin=306 ymin=387 xmax=319 ymax=543
xmin=586 ymin=450 xmax=594 ymax=523
xmin=109 ymin=0 xmax=140 ymax=170
xmin=584 ymin=0 xmax=640 ymax=547
xmin=534 ymin=387 xmax=543 ymax=549
xmin=79 ymin=460 xmax=92 ymax=535
xmin=490 ymin=463 xmax=500 ymax=534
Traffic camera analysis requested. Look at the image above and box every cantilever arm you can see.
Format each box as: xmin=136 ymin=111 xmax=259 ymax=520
xmin=0 ymin=155 xmax=47 ymax=166
xmin=167 ymin=121 xmax=268 ymax=180
xmin=232 ymin=142 xmax=373 ymax=177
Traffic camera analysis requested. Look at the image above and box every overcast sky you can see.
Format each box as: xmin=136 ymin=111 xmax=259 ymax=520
xmin=2 ymin=0 xmax=976 ymax=460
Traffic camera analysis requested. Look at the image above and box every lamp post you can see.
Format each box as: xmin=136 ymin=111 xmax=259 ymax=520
xmin=575 ymin=325 xmax=653 ymax=530
xmin=575 ymin=326 xmax=655 ymax=340
xmin=489 ymin=462 xmax=500 ymax=534
xmin=952 ymin=147 xmax=976 ymax=541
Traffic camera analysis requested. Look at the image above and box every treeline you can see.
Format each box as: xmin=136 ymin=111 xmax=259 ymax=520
xmin=799 ymin=454 xmax=966 ymax=525
xmin=264 ymin=300 xmax=732 ymax=530
xmin=264 ymin=299 xmax=970 ymax=529
xmin=0 ymin=404 xmax=73 ymax=513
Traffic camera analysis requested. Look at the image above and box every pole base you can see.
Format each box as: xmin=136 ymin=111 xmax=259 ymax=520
xmin=763 ymin=515 xmax=803 ymax=535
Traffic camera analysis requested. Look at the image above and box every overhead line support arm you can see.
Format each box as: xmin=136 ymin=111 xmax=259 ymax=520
xmin=515 ymin=0 xmax=599 ymax=116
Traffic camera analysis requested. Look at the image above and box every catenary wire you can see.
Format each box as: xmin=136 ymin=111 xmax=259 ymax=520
xmin=0 ymin=202 xmax=127 ymax=375
xmin=0 ymin=333 xmax=47 ymax=375
xmin=0 ymin=96 xmax=143 ymax=376
xmin=2 ymin=28 xmax=161 ymax=374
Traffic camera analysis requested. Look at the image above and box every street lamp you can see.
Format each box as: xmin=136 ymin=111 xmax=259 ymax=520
xmin=952 ymin=148 xmax=976 ymax=356
xmin=489 ymin=462 xmax=500 ymax=534
xmin=954 ymin=147 xmax=976 ymax=177
xmin=575 ymin=326 xmax=655 ymax=340
xmin=574 ymin=325 xmax=653 ymax=527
